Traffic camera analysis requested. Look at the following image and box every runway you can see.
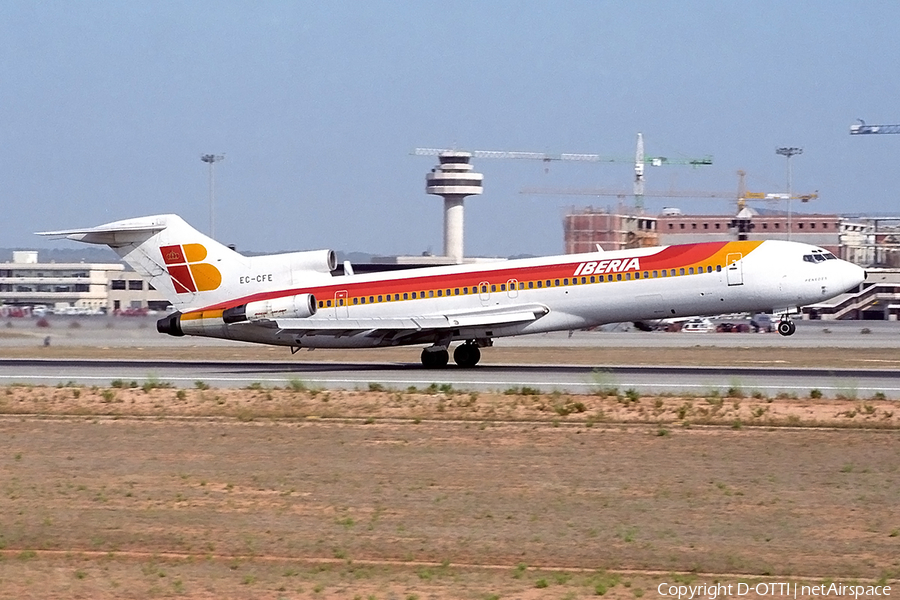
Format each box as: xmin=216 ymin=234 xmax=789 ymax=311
xmin=2 ymin=357 xmax=899 ymax=397
xmin=2 ymin=317 xmax=899 ymax=396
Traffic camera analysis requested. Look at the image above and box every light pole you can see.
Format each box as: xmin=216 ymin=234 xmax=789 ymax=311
xmin=200 ymin=154 xmax=225 ymax=238
xmin=775 ymin=147 xmax=802 ymax=241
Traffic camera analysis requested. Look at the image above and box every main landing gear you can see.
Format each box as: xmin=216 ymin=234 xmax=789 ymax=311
xmin=420 ymin=341 xmax=482 ymax=368
xmin=777 ymin=318 xmax=796 ymax=337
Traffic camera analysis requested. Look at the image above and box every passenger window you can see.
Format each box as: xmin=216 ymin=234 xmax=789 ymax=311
xmin=689 ymin=267 xmax=694 ymax=275
xmin=327 ymin=300 xmax=332 ymax=307
xmin=378 ymin=295 xmax=383 ymax=302
xmin=716 ymin=265 xmax=721 ymax=272
xmin=369 ymin=296 xmax=374 ymax=303
xmin=411 ymin=292 xmax=417 ymax=299
xmin=518 ymin=282 xmax=524 ymax=290
xmin=653 ymin=270 xmax=658 ymax=278
xmin=590 ymin=276 xmax=596 ymax=283
xmin=537 ymin=281 xmax=543 ymax=288
xmin=403 ymin=293 xmax=408 ymax=300
xmin=339 ymin=299 xmax=344 ymax=306
xmin=437 ymin=290 xmax=442 ymax=297
xmin=554 ymin=279 xmax=559 ymax=286
xmin=528 ymin=281 xmax=534 ymax=289
xmin=707 ymin=266 xmax=712 ymax=273
xmin=318 ymin=301 xmax=323 ymax=308
xmin=643 ymin=271 xmax=649 ymax=278
xmin=394 ymin=294 xmax=400 ymax=301
xmin=454 ymin=288 xmax=460 ymax=295
xmin=546 ymin=280 xmax=551 ymax=287
xmin=671 ymin=270 xmax=676 ymax=277
xmin=500 ymin=283 xmax=506 ymax=291
xmin=679 ymin=268 xmax=685 ymax=276
xmin=617 ymin=273 xmax=622 ymax=281
xmin=429 ymin=290 xmax=434 ymax=298
xmin=634 ymin=272 xmax=640 ymax=280
xmin=491 ymin=284 xmax=496 ymax=292
xmin=581 ymin=277 xmax=586 ymax=284
xmin=482 ymin=285 xmax=489 ymax=293
xmin=563 ymin=279 xmax=569 ymax=286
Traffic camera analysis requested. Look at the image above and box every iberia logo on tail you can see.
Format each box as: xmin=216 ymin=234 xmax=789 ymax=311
xmin=160 ymin=244 xmax=222 ymax=293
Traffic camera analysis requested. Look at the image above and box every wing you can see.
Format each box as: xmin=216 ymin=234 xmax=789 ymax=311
xmin=268 ymin=302 xmax=550 ymax=345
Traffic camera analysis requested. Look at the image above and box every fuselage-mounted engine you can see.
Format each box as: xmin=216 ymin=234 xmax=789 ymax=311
xmin=222 ymin=293 xmax=317 ymax=323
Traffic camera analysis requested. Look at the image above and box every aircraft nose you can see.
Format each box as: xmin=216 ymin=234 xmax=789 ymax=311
xmin=844 ymin=262 xmax=866 ymax=292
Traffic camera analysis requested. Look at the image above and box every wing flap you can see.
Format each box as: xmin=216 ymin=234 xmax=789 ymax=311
xmin=273 ymin=303 xmax=549 ymax=336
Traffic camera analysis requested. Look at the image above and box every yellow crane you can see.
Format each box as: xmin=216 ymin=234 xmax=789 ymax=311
xmin=521 ymin=170 xmax=818 ymax=213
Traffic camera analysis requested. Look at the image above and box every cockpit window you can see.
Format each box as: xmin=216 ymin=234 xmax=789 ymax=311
xmin=804 ymin=252 xmax=835 ymax=263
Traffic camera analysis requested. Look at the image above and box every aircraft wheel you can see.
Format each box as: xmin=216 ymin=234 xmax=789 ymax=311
xmin=453 ymin=343 xmax=481 ymax=368
xmin=421 ymin=347 xmax=449 ymax=368
xmin=777 ymin=320 xmax=796 ymax=337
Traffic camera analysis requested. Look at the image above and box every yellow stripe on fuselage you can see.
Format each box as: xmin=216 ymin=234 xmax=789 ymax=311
xmin=181 ymin=309 xmax=224 ymax=321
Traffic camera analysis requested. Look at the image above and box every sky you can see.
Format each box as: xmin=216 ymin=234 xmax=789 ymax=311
xmin=2 ymin=2 xmax=899 ymax=258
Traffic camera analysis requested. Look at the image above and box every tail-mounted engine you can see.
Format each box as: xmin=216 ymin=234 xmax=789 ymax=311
xmin=222 ymin=293 xmax=317 ymax=324
xmin=157 ymin=311 xmax=184 ymax=336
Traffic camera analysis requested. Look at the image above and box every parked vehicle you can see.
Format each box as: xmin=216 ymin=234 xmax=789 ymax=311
xmin=750 ymin=313 xmax=774 ymax=333
xmin=681 ymin=318 xmax=715 ymax=333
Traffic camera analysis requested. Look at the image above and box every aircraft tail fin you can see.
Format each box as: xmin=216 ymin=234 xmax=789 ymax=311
xmin=38 ymin=214 xmax=248 ymax=311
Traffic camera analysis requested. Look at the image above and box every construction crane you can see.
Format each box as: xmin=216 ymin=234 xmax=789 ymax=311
xmin=413 ymin=134 xmax=712 ymax=210
xmin=850 ymin=119 xmax=900 ymax=135
xmin=521 ymin=170 xmax=818 ymax=213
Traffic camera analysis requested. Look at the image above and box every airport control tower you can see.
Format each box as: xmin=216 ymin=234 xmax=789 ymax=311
xmin=425 ymin=151 xmax=483 ymax=263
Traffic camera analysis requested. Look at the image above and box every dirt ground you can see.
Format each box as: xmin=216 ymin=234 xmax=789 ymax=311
xmin=0 ymin=384 xmax=898 ymax=599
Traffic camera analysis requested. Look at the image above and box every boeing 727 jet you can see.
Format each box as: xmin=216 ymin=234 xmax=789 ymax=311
xmin=39 ymin=214 xmax=866 ymax=367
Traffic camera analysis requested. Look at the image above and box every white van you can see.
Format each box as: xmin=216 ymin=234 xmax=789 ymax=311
xmin=681 ymin=318 xmax=715 ymax=333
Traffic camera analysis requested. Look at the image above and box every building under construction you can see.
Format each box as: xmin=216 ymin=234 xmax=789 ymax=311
xmin=563 ymin=207 xmax=892 ymax=265
xmin=563 ymin=207 xmax=900 ymax=320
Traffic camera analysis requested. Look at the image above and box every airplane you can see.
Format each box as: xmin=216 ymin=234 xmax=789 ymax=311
xmin=39 ymin=214 xmax=866 ymax=368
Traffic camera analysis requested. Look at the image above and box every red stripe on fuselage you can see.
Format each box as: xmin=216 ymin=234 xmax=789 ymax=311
xmin=187 ymin=241 xmax=738 ymax=314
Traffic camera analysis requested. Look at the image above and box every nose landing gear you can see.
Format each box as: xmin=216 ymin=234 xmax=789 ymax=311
xmin=777 ymin=319 xmax=796 ymax=336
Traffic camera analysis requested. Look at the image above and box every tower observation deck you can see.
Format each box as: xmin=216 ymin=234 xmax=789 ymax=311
xmin=425 ymin=152 xmax=483 ymax=263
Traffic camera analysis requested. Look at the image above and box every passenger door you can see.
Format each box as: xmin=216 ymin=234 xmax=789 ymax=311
xmin=726 ymin=253 xmax=743 ymax=286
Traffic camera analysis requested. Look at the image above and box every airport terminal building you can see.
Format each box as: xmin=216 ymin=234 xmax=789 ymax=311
xmin=0 ymin=251 xmax=169 ymax=314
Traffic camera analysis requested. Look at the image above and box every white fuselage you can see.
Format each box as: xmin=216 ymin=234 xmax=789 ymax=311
xmin=178 ymin=239 xmax=865 ymax=349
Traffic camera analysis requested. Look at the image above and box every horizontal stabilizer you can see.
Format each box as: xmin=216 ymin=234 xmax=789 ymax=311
xmin=37 ymin=218 xmax=168 ymax=246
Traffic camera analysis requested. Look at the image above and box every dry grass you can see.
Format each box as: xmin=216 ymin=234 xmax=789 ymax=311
xmin=0 ymin=384 xmax=897 ymax=429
